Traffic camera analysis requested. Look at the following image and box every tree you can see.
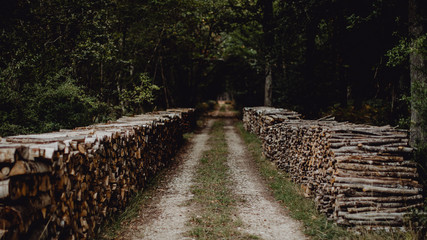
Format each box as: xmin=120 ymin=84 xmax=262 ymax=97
xmin=0 ymin=0 xmax=422 ymax=137
xmin=409 ymin=0 xmax=427 ymax=146
xmin=259 ymin=0 xmax=274 ymax=106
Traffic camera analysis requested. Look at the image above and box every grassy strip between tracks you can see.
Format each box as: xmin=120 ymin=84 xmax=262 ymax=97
xmin=235 ymin=122 xmax=412 ymax=240
xmin=186 ymin=120 xmax=258 ymax=239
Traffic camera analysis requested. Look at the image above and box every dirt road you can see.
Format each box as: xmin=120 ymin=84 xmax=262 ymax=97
xmin=121 ymin=120 xmax=213 ymax=240
xmin=121 ymin=106 xmax=305 ymax=240
xmin=224 ymin=120 xmax=306 ymax=240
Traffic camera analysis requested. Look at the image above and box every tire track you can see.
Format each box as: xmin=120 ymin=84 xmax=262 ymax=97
xmin=129 ymin=120 xmax=214 ymax=240
xmin=224 ymin=120 xmax=307 ymax=240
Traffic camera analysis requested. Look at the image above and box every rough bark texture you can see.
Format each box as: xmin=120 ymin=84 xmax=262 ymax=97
xmin=409 ymin=0 xmax=427 ymax=146
xmin=261 ymin=0 xmax=274 ymax=107
xmin=0 ymin=108 xmax=195 ymax=239
xmin=264 ymin=64 xmax=273 ymax=107
xmin=243 ymin=107 xmax=423 ymax=230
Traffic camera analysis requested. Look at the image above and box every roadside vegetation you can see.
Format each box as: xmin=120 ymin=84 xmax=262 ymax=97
xmin=99 ymin=191 xmax=150 ymax=239
xmin=98 ymin=171 xmax=166 ymax=239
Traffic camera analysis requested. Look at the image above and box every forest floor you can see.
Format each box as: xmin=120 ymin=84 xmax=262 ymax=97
xmin=114 ymin=102 xmax=306 ymax=240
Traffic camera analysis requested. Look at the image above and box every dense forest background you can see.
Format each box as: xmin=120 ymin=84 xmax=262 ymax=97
xmin=0 ymin=0 xmax=426 ymax=140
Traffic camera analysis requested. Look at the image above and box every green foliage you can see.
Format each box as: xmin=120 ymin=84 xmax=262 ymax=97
xmin=119 ymin=73 xmax=160 ymax=114
xmin=1 ymin=0 xmax=214 ymax=136
xmin=387 ymin=34 xmax=427 ymax=67
xmin=387 ymin=33 xmax=427 ymax=140
xmin=0 ymin=0 xmax=425 ymax=136
xmin=231 ymin=0 xmax=414 ymax=122
xmin=386 ymin=38 xmax=411 ymax=67
xmin=412 ymin=80 xmax=427 ymax=139
xmin=410 ymin=34 xmax=427 ymax=58
xmin=410 ymin=34 xmax=427 ymax=144
xmin=36 ymin=81 xmax=94 ymax=130
xmin=405 ymin=204 xmax=427 ymax=239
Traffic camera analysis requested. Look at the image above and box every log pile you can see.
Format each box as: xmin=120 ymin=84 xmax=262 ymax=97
xmin=166 ymin=108 xmax=197 ymax=133
xmin=243 ymin=107 xmax=423 ymax=230
xmin=242 ymin=106 xmax=301 ymax=138
xmin=0 ymin=109 xmax=195 ymax=239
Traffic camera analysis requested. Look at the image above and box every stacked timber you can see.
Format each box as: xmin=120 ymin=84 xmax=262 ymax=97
xmin=243 ymin=107 xmax=423 ymax=230
xmin=166 ymin=108 xmax=196 ymax=132
xmin=327 ymin=123 xmax=421 ymax=229
xmin=0 ymin=109 xmax=195 ymax=239
xmin=242 ymin=106 xmax=301 ymax=137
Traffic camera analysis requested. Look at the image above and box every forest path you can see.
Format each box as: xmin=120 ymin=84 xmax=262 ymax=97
xmin=224 ymin=119 xmax=306 ymax=240
xmin=120 ymin=120 xmax=214 ymax=240
xmin=120 ymin=103 xmax=306 ymax=239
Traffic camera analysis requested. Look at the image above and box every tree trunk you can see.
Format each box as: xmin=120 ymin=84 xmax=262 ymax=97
xmin=304 ymin=20 xmax=316 ymax=87
xmin=160 ymin=58 xmax=170 ymax=109
xmin=260 ymin=0 xmax=274 ymax=107
xmin=409 ymin=0 xmax=427 ymax=146
xmin=168 ymin=66 xmax=176 ymax=107
xmin=264 ymin=63 xmax=273 ymax=106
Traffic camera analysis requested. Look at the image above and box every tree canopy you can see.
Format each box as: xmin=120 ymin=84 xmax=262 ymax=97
xmin=0 ymin=0 xmax=426 ymax=140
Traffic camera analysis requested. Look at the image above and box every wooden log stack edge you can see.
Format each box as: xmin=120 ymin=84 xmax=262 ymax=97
xmin=243 ymin=107 xmax=301 ymax=138
xmin=243 ymin=107 xmax=423 ymax=230
xmin=0 ymin=108 xmax=195 ymax=239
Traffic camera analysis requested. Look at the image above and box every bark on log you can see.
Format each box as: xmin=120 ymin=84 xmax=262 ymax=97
xmin=0 ymin=108 xmax=196 ymax=239
xmin=243 ymin=107 xmax=423 ymax=230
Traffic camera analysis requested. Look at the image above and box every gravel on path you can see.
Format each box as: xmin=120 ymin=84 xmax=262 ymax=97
xmin=122 ymin=114 xmax=306 ymax=240
xmin=129 ymin=120 xmax=214 ymax=240
xmin=224 ymin=120 xmax=307 ymax=240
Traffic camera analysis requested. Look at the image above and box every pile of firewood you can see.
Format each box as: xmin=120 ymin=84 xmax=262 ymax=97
xmin=244 ymin=107 xmax=423 ymax=230
xmin=0 ymin=109 xmax=195 ymax=239
xmin=243 ymin=107 xmax=301 ymax=138
xmin=166 ymin=108 xmax=197 ymax=133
